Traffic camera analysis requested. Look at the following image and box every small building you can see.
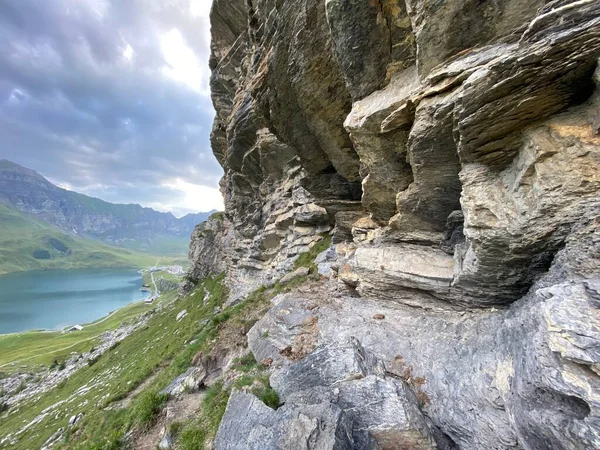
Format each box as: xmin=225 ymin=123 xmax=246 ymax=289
xmin=68 ymin=325 xmax=83 ymax=332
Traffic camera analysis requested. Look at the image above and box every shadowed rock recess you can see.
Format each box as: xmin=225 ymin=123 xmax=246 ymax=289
xmin=187 ymin=1 xmax=600 ymax=448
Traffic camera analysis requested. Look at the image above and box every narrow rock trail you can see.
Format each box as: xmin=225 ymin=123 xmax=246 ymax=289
xmin=133 ymin=392 xmax=205 ymax=450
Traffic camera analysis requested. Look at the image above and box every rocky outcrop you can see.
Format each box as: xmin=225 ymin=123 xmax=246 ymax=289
xmin=242 ymin=275 xmax=600 ymax=449
xmin=187 ymin=1 xmax=600 ymax=448
xmin=219 ymin=338 xmax=438 ymax=450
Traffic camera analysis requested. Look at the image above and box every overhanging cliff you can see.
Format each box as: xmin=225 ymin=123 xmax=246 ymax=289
xmin=187 ymin=1 xmax=600 ymax=448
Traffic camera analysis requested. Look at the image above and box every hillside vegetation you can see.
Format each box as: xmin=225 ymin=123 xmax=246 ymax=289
xmin=0 ymin=160 xmax=214 ymax=255
xmin=0 ymin=241 xmax=326 ymax=449
xmin=0 ymin=203 xmax=160 ymax=275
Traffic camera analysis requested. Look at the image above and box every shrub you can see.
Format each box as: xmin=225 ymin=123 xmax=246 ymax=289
xmin=178 ymin=423 xmax=207 ymax=450
xmin=209 ymin=211 xmax=225 ymax=221
xmin=14 ymin=380 xmax=27 ymax=394
xmin=46 ymin=237 xmax=70 ymax=254
xmin=32 ymin=249 xmax=52 ymax=260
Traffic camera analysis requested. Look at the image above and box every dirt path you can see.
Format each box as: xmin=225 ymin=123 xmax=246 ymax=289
xmin=134 ymin=391 xmax=205 ymax=450
xmin=105 ymin=370 xmax=163 ymax=411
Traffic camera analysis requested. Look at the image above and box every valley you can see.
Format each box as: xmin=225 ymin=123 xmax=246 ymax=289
xmin=0 ymin=203 xmax=176 ymax=276
xmin=0 ymin=160 xmax=214 ymax=258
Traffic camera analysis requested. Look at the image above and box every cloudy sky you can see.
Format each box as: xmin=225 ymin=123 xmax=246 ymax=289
xmin=0 ymin=0 xmax=224 ymax=217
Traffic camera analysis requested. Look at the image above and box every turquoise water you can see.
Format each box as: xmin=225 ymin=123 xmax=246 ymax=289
xmin=0 ymin=269 xmax=147 ymax=334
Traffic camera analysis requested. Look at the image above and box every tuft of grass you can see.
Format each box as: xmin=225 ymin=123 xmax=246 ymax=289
xmin=168 ymin=421 xmax=183 ymax=435
xmin=256 ymin=386 xmax=280 ymax=410
xmin=178 ymin=423 xmax=207 ymax=450
xmin=211 ymin=310 xmax=232 ymax=326
xmin=231 ymin=374 xmax=280 ymax=410
xmin=293 ymin=234 xmax=331 ymax=272
xmin=202 ymin=382 xmax=230 ymax=431
xmin=231 ymin=353 xmax=261 ymax=373
xmin=14 ymin=380 xmax=27 ymax=395
xmin=133 ymin=391 xmax=167 ymax=427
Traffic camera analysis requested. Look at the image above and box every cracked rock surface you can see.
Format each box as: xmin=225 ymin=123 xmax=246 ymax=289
xmin=190 ymin=1 xmax=600 ymax=448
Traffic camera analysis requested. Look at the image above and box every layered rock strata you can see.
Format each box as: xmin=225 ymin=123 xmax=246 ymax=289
xmin=187 ymin=1 xmax=600 ymax=448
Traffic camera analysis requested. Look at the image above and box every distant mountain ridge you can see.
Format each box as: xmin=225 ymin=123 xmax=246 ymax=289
xmin=0 ymin=160 xmax=216 ymax=255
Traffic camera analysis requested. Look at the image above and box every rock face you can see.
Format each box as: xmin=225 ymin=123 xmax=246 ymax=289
xmin=218 ymin=338 xmax=437 ymax=450
xmin=189 ymin=1 xmax=600 ymax=448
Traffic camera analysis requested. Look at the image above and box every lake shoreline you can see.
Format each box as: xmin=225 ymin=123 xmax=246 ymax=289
xmin=0 ymin=305 xmax=123 ymax=338
xmin=0 ymin=268 xmax=149 ymax=335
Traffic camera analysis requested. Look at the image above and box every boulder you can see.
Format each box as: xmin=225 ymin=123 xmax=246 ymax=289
xmin=160 ymin=367 xmax=206 ymax=398
xmin=280 ymin=267 xmax=310 ymax=285
xmin=214 ymin=391 xmax=356 ymax=450
xmin=272 ymin=338 xmax=436 ymax=449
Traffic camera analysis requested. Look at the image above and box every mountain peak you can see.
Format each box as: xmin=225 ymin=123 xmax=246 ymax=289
xmin=0 ymin=159 xmax=32 ymax=171
xmin=0 ymin=160 xmax=215 ymax=255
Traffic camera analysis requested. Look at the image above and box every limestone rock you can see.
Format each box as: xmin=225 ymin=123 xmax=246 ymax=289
xmin=248 ymin=293 xmax=320 ymax=368
xmin=339 ymin=244 xmax=455 ymax=302
xmin=214 ymin=391 xmax=356 ymax=450
xmin=158 ymin=430 xmax=174 ymax=450
xmin=405 ymin=0 xmax=545 ymax=77
xmin=270 ymin=338 xmax=436 ymax=449
xmin=220 ymin=337 xmax=436 ymax=449
xmin=159 ymin=367 xmax=206 ymax=398
xmin=279 ymin=267 xmax=310 ymax=284
xmin=325 ymin=0 xmax=391 ymax=100
xmin=201 ymin=2 xmax=600 ymax=449
xmin=270 ymin=337 xmax=386 ymax=401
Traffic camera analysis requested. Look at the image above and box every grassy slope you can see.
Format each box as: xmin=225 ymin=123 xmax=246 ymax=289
xmin=115 ymin=235 xmax=191 ymax=257
xmin=143 ymin=269 xmax=184 ymax=287
xmin=0 ymin=301 xmax=156 ymax=372
xmin=0 ymin=282 xmax=224 ymax=449
xmin=0 ymin=203 xmax=165 ymax=275
xmin=69 ymin=192 xmax=194 ymax=256
xmin=0 ymin=237 xmax=330 ymax=450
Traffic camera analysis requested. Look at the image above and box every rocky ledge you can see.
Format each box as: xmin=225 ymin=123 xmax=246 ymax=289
xmin=186 ymin=0 xmax=600 ymax=448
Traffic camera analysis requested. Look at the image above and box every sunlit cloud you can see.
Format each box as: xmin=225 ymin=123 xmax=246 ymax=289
xmin=123 ymin=43 xmax=134 ymax=61
xmin=160 ymin=178 xmax=224 ymax=216
xmin=160 ymin=28 xmax=208 ymax=95
xmin=0 ymin=0 xmax=222 ymax=215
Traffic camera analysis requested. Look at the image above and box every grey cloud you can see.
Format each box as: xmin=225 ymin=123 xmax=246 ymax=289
xmin=0 ymin=0 xmax=221 ymax=213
